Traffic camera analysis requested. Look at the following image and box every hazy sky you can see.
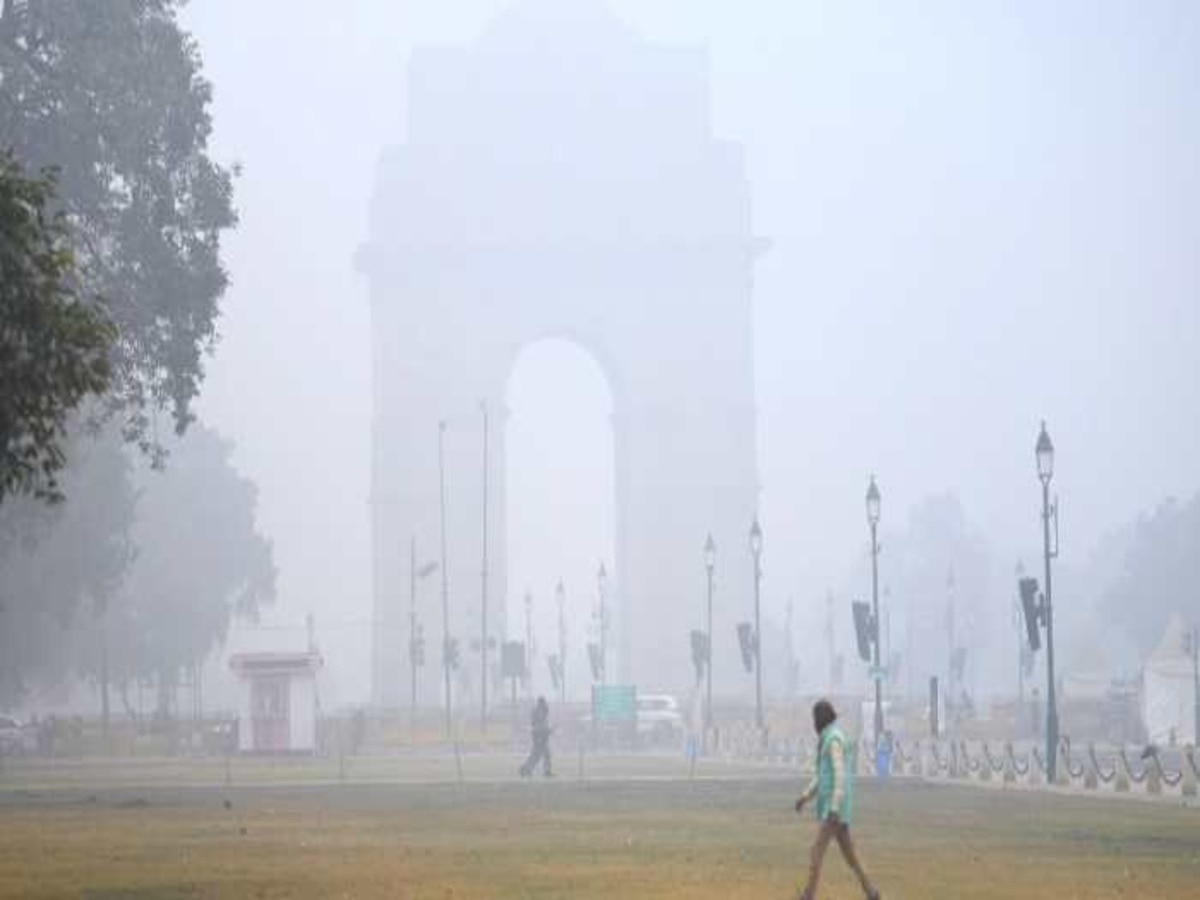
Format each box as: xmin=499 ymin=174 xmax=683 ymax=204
xmin=184 ymin=1 xmax=1199 ymax=704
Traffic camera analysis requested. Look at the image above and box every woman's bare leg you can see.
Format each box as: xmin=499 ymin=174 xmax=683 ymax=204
xmin=797 ymin=820 xmax=838 ymax=900
xmin=833 ymin=824 xmax=878 ymax=898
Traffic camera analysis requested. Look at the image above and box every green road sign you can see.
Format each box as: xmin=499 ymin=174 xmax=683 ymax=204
xmin=592 ymin=685 xmax=637 ymax=723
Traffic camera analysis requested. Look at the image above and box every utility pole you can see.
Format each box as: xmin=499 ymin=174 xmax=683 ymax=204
xmin=410 ymin=537 xmax=418 ymax=732
xmin=1191 ymin=623 xmax=1199 ymax=748
xmin=524 ymin=590 xmax=534 ymax=699
xmin=906 ymin=591 xmax=915 ymax=702
xmin=99 ymin=599 xmax=110 ymax=743
xmin=1036 ymin=421 xmax=1059 ymax=783
xmin=786 ymin=597 xmax=797 ymax=699
xmin=480 ymin=401 xmax=489 ymax=733
xmin=597 ymin=563 xmax=608 ymax=686
xmin=883 ymin=599 xmax=892 ymax=706
xmin=946 ymin=568 xmax=956 ymax=712
xmin=704 ymin=535 xmax=716 ymax=733
xmin=556 ymin=579 xmax=567 ymax=705
xmin=749 ymin=518 xmax=763 ymax=733
xmin=438 ymin=420 xmax=452 ymax=740
xmin=1014 ymin=560 xmax=1026 ymax=733
xmin=826 ymin=592 xmax=835 ymax=692
xmin=884 ymin=601 xmax=891 ymax=670
xmin=1041 ymin=472 xmax=1057 ymax=780
xmin=867 ymin=477 xmax=883 ymax=749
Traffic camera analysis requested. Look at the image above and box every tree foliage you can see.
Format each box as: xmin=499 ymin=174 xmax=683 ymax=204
xmin=0 ymin=152 xmax=114 ymax=502
xmin=1100 ymin=495 xmax=1200 ymax=659
xmin=0 ymin=428 xmax=135 ymax=705
xmin=854 ymin=492 xmax=994 ymax=693
xmin=0 ymin=0 xmax=237 ymax=470
xmin=82 ymin=425 xmax=277 ymax=699
xmin=0 ymin=423 xmax=275 ymax=706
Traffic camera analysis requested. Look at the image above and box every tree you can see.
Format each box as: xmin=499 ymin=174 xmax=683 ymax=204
xmin=0 ymin=423 xmax=274 ymax=714
xmin=85 ymin=424 xmax=276 ymax=712
xmin=851 ymin=492 xmax=994 ymax=701
xmin=0 ymin=427 xmax=136 ymax=707
xmin=0 ymin=152 xmax=115 ymax=502
xmin=0 ymin=0 xmax=237 ymax=465
xmin=1100 ymin=495 xmax=1200 ymax=661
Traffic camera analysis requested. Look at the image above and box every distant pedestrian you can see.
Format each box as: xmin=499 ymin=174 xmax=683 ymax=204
xmin=874 ymin=729 xmax=894 ymax=779
xmin=794 ymin=699 xmax=880 ymax=900
xmin=519 ymin=696 xmax=553 ymax=778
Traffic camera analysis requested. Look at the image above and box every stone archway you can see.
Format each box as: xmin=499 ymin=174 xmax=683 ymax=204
xmin=359 ymin=1 xmax=764 ymax=708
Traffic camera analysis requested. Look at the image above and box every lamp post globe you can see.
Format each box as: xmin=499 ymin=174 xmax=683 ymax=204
xmin=1036 ymin=421 xmax=1055 ymax=484
xmin=866 ymin=475 xmax=881 ymax=527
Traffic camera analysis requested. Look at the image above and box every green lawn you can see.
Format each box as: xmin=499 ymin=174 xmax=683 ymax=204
xmin=0 ymin=758 xmax=1197 ymax=898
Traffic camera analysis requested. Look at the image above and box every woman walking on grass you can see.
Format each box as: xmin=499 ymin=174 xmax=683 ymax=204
xmin=794 ymin=699 xmax=880 ymax=900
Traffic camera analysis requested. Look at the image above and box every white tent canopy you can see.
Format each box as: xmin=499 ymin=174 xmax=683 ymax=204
xmin=1141 ymin=614 xmax=1197 ymax=745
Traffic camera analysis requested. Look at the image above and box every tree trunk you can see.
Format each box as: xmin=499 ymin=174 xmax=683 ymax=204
xmin=118 ymin=680 xmax=138 ymax=725
xmin=99 ymin=627 xmax=110 ymax=742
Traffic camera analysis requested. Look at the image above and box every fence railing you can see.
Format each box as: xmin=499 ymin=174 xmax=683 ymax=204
xmin=708 ymin=720 xmax=1198 ymax=800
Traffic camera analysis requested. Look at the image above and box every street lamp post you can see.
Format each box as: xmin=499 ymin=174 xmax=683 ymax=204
xmin=1192 ymin=623 xmax=1199 ymax=748
xmin=946 ymin=568 xmax=956 ymax=711
xmin=597 ymin=563 xmax=608 ymax=686
xmin=480 ymin=401 xmax=490 ymax=733
xmin=556 ymin=579 xmax=567 ymax=705
xmin=1014 ymin=560 xmax=1027 ymax=732
xmin=825 ymin=592 xmax=835 ymax=692
xmin=411 ymin=538 xmax=419 ymax=731
xmin=1036 ymin=421 xmax=1059 ymax=782
xmin=524 ymin=590 xmax=534 ymax=699
xmin=905 ymin=590 xmax=915 ymax=702
xmin=409 ymin=539 xmax=438 ymax=733
xmin=786 ymin=597 xmax=798 ymax=700
xmin=749 ymin=518 xmax=764 ymax=733
xmin=866 ymin=476 xmax=883 ymax=748
xmin=704 ymin=534 xmax=716 ymax=734
xmin=438 ymin=420 xmax=452 ymax=740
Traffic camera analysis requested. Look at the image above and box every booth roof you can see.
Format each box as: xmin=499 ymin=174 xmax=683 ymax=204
xmin=229 ymin=651 xmax=323 ymax=675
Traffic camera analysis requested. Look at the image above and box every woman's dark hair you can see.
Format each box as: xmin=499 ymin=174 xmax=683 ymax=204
xmin=812 ymin=699 xmax=837 ymax=735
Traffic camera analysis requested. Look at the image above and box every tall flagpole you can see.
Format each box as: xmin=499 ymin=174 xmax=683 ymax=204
xmin=480 ymin=401 xmax=489 ymax=733
xmin=438 ymin=421 xmax=451 ymax=739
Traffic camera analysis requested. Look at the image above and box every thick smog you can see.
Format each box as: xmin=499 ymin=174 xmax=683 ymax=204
xmin=1 ymin=2 xmax=1197 ymax=898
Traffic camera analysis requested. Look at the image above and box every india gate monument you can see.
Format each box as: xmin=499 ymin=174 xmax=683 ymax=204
xmin=359 ymin=0 xmax=764 ymax=709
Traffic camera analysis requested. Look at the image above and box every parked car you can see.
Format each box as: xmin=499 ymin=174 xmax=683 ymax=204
xmin=576 ymin=693 xmax=684 ymax=743
xmin=636 ymin=694 xmax=683 ymax=741
xmin=0 ymin=715 xmax=36 ymax=756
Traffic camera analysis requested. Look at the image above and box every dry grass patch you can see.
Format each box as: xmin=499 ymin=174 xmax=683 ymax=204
xmin=0 ymin=775 xmax=1197 ymax=898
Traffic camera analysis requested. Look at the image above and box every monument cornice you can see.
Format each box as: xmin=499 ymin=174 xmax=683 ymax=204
xmin=356 ymin=236 xmax=770 ymax=276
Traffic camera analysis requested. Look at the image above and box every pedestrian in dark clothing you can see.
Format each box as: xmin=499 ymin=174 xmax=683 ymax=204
xmin=520 ymin=696 xmax=553 ymax=777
